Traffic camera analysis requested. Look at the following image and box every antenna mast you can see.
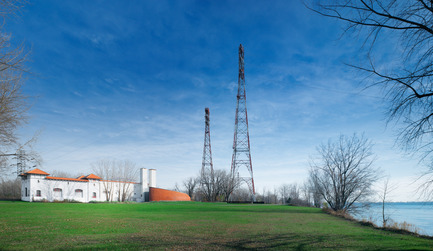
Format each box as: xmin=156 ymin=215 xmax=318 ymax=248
xmin=201 ymin=107 xmax=215 ymax=201
xmin=230 ymin=44 xmax=255 ymax=201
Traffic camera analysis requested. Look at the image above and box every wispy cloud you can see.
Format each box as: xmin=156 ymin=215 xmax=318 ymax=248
xmin=8 ymin=0 xmax=421 ymax=201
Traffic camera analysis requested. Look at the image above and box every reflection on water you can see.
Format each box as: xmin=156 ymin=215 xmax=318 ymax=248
xmin=352 ymin=202 xmax=433 ymax=236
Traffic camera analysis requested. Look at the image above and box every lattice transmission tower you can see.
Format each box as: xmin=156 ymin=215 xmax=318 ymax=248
xmin=201 ymin=107 xmax=215 ymax=201
xmin=0 ymin=149 xmax=30 ymax=175
xmin=230 ymin=44 xmax=255 ymax=201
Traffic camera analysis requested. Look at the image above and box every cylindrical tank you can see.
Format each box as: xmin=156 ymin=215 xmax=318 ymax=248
xmin=149 ymin=169 xmax=156 ymax=187
xmin=140 ymin=168 xmax=148 ymax=190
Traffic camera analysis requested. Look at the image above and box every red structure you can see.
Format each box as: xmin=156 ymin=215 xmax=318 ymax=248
xmin=230 ymin=44 xmax=255 ymax=201
xmin=149 ymin=187 xmax=191 ymax=202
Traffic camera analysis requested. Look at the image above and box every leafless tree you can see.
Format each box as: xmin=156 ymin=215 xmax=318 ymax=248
xmin=306 ymin=175 xmax=322 ymax=207
xmin=378 ymin=176 xmax=397 ymax=227
xmin=0 ymin=0 xmax=35 ymax=177
xmin=188 ymin=169 xmax=240 ymax=202
xmin=278 ymin=183 xmax=311 ymax=206
xmin=116 ymin=160 xmax=137 ymax=202
xmin=49 ymin=170 xmax=76 ymax=178
xmin=228 ymin=188 xmax=251 ymax=201
xmin=182 ymin=176 xmax=198 ymax=199
xmin=0 ymin=176 xmax=19 ymax=199
xmin=260 ymin=188 xmax=277 ymax=204
xmin=300 ymin=182 xmax=311 ymax=205
xmin=417 ymin=171 xmax=433 ymax=201
xmin=92 ymin=159 xmax=115 ymax=201
xmin=199 ymin=167 xmax=216 ymax=202
xmin=306 ymin=0 xmax=433 ymax=196
xmin=278 ymin=184 xmax=290 ymax=204
xmin=92 ymin=159 xmax=138 ymax=202
xmin=218 ymin=169 xmax=241 ymax=202
xmin=309 ymin=134 xmax=379 ymax=212
xmin=289 ymin=184 xmax=300 ymax=203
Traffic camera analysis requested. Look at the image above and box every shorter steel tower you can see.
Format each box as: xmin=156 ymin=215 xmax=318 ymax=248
xmin=201 ymin=107 xmax=215 ymax=201
xmin=230 ymin=44 xmax=255 ymax=201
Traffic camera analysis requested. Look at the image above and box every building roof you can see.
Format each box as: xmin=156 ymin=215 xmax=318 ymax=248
xmin=85 ymin=174 xmax=102 ymax=180
xmin=20 ymin=168 xmax=136 ymax=184
xmin=24 ymin=168 xmax=50 ymax=176
xmin=46 ymin=176 xmax=89 ymax=182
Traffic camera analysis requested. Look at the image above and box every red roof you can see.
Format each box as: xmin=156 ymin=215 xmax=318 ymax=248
xmin=25 ymin=168 xmax=50 ymax=176
xmin=46 ymin=176 xmax=88 ymax=182
xmin=20 ymin=169 xmax=137 ymax=184
xmin=85 ymin=174 xmax=102 ymax=180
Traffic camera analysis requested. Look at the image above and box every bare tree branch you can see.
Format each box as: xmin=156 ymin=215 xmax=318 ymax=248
xmin=309 ymin=134 xmax=379 ymax=212
xmin=306 ymin=0 xmax=433 ymax=199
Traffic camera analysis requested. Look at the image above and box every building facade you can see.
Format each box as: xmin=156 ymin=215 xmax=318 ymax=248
xmin=20 ymin=168 xmax=156 ymax=202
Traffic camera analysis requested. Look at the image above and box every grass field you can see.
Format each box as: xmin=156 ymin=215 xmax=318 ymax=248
xmin=0 ymin=201 xmax=432 ymax=250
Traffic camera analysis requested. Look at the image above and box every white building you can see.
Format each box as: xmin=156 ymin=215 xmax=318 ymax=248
xmin=20 ymin=168 xmax=156 ymax=202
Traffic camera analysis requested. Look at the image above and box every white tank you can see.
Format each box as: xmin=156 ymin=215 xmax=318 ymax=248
xmin=149 ymin=169 xmax=156 ymax=188
xmin=140 ymin=168 xmax=148 ymax=191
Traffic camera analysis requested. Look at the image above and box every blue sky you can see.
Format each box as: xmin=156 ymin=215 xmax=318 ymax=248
xmin=7 ymin=0 xmax=423 ymax=201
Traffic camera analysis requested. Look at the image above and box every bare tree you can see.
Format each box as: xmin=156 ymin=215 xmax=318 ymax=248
xmin=0 ymin=0 xmax=34 ymax=176
xmin=307 ymin=175 xmax=322 ymax=207
xmin=380 ymin=177 xmax=390 ymax=227
xmin=306 ymin=0 xmax=433 ymax=196
xmin=116 ymin=160 xmax=137 ymax=202
xmin=417 ymin=171 xmax=433 ymax=201
xmin=182 ymin=176 xmax=198 ymax=199
xmin=49 ymin=170 xmax=76 ymax=178
xmin=187 ymin=169 xmax=240 ymax=202
xmin=377 ymin=176 xmax=398 ymax=227
xmin=217 ymin=169 xmax=240 ymax=202
xmin=0 ymin=176 xmax=19 ymax=199
xmin=309 ymin=134 xmax=379 ymax=212
xmin=92 ymin=159 xmax=115 ymax=201
xmin=199 ymin=167 xmax=216 ymax=202
xmin=289 ymin=184 xmax=300 ymax=203
xmin=92 ymin=159 xmax=138 ymax=202
xmin=279 ymin=184 xmax=290 ymax=204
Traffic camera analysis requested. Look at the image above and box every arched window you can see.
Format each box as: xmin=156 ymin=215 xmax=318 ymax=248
xmin=36 ymin=190 xmax=41 ymax=197
xmin=53 ymin=188 xmax=62 ymax=198
xmin=75 ymin=189 xmax=83 ymax=198
xmin=92 ymin=192 xmax=96 ymax=198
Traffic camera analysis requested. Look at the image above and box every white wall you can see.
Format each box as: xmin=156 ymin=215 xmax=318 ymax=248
xmin=21 ymin=168 xmax=156 ymax=203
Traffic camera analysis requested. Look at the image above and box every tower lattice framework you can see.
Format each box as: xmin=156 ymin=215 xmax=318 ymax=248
xmin=201 ymin=107 xmax=215 ymax=201
xmin=230 ymin=44 xmax=255 ymax=201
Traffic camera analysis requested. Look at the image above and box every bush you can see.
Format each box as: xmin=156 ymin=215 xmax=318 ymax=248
xmin=385 ymin=220 xmax=421 ymax=235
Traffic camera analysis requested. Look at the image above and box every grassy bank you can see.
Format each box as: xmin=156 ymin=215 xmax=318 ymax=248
xmin=0 ymin=201 xmax=432 ymax=250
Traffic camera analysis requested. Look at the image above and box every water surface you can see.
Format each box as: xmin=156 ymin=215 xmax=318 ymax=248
xmin=352 ymin=202 xmax=433 ymax=236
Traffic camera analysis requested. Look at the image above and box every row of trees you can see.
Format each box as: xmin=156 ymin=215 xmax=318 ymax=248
xmin=180 ymin=133 xmax=382 ymax=215
xmin=91 ymin=159 xmax=137 ymax=202
xmin=175 ymin=169 xmax=237 ymax=202
xmin=177 ymin=169 xmax=311 ymax=206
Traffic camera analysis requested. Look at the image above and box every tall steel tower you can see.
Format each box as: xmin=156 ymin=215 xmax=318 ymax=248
xmin=230 ymin=44 xmax=255 ymax=201
xmin=201 ymin=107 xmax=215 ymax=201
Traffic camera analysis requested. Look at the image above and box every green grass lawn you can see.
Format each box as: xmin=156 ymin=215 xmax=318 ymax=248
xmin=0 ymin=201 xmax=432 ymax=250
